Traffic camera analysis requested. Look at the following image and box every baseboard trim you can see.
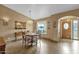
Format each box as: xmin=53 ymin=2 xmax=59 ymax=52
xmin=6 ymin=39 xmax=22 ymax=43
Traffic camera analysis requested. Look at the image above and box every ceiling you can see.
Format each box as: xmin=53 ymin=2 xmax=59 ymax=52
xmin=3 ymin=4 xmax=79 ymax=19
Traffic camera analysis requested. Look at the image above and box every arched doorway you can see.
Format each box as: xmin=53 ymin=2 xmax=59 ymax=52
xmin=58 ymin=16 xmax=79 ymax=40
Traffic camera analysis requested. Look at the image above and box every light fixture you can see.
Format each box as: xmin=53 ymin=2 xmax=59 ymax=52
xmin=29 ymin=10 xmax=32 ymax=18
xmin=29 ymin=10 xmax=31 ymax=17
xmin=2 ymin=16 xmax=9 ymax=25
xmin=16 ymin=22 xmax=21 ymax=26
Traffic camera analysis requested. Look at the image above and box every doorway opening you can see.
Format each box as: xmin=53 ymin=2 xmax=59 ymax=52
xmin=58 ymin=16 xmax=79 ymax=40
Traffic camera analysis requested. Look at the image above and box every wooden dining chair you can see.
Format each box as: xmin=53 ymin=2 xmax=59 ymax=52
xmin=33 ymin=34 xmax=40 ymax=46
xmin=22 ymin=32 xmax=33 ymax=48
xmin=0 ymin=37 xmax=6 ymax=54
xmin=22 ymin=32 xmax=26 ymax=48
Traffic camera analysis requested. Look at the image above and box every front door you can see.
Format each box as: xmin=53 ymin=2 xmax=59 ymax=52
xmin=61 ymin=20 xmax=71 ymax=39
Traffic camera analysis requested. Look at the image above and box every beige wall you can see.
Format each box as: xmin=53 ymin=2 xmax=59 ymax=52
xmin=1 ymin=4 xmax=79 ymax=42
xmin=34 ymin=9 xmax=79 ymax=42
xmin=0 ymin=5 xmax=33 ymax=42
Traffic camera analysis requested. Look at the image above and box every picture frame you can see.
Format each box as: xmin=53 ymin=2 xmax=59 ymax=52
xmin=15 ymin=21 xmax=26 ymax=29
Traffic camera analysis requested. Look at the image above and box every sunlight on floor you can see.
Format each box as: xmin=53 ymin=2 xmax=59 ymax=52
xmin=5 ymin=39 xmax=79 ymax=54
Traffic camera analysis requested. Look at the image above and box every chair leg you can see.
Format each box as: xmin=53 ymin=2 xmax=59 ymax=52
xmin=22 ymin=40 xmax=26 ymax=48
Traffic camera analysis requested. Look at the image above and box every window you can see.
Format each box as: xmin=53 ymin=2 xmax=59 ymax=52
xmin=37 ymin=21 xmax=47 ymax=34
xmin=73 ymin=20 xmax=78 ymax=39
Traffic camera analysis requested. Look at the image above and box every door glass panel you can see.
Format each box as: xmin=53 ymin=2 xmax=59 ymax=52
xmin=64 ymin=23 xmax=69 ymax=30
xmin=73 ymin=20 xmax=78 ymax=39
